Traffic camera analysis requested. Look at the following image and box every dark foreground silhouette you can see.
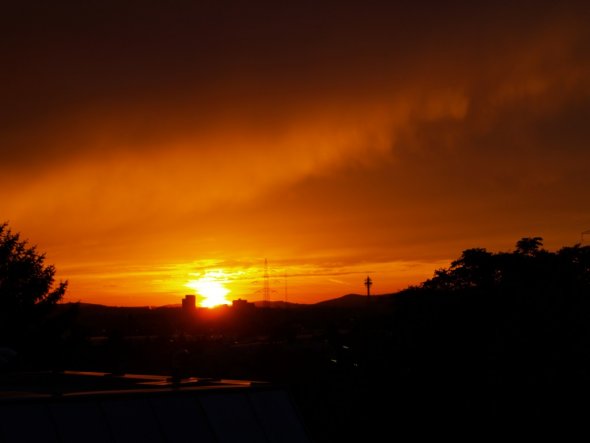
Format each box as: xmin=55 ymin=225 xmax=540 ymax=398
xmin=2 ymin=237 xmax=590 ymax=441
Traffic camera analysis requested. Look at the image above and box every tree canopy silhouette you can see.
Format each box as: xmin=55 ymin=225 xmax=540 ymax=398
xmin=515 ymin=236 xmax=544 ymax=256
xmin=394 ymin=237 xmax=590 ymax=392
xmin=0 ymin=223 xmax=67 ymax=316
xmin=417 ymin=237 xmax=590 ymax=295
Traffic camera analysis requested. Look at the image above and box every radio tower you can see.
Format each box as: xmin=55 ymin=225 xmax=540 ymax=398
xmin=365 ymin=275 xmax=373 ymax=307
xmin=263 ymin=258 xmax=270 ymax=308
xmin=364 ymin=275 xmax=373 ymax=298
xmin=284 ymin=271 xmax=288 ymax=306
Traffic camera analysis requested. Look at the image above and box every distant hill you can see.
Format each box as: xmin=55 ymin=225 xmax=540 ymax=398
xmin=57 ymin=295 xmax=397 ymax=311
xmin=61 ymin=301 xmax=308 ymax=311
xmin=314 ymin=293 xmax=396 ymax=308
xmin=314 ymin=294 xmax=368 ymax=308
xmin=252 ymin=300 xmax=304 ymax=309
xmin=58 ymin=302 xmax=155 ymax=311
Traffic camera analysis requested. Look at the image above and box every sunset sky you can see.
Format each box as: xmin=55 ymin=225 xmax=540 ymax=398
xmin=2 ymin=1 xmax=589 ymax=306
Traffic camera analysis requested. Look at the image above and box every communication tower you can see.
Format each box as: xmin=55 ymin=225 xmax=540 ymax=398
xmin=284 ymin=271 xmax=288 ymax=306
xmin=364 ymin=275 xmax=373 ymax=299
xmin=263 ymin=258 xmax=270 ymax=308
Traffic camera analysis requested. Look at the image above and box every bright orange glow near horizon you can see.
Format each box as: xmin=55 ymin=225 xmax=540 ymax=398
xmin=186 ymin=271 xmax=231 ymax=308
xmin=2 ymin=2 xmax=589 ymax=307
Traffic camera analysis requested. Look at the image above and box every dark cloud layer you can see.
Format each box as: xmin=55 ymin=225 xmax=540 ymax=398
xmin=2 ymin=0 xmax=586 ymax=161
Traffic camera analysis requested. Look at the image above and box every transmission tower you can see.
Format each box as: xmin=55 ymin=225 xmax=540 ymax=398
xmin=263 ymin=258 xmax=270 ymax=308
xmin=284 ymin=271 xmax=288 ymax=306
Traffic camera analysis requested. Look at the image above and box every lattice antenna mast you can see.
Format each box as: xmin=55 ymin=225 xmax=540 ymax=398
xmin=284 ymin=271 xmax=288 ymax=306
xmin=263 ymin=258 xmax=270 ymax=308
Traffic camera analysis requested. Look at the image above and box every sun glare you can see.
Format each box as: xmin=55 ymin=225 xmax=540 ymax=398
xmin=186 ymin=270 xmax=231 ymax=308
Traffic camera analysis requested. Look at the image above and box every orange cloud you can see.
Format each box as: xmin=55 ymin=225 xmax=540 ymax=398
xmin=2 ymin=1 xmax=589 ymax=305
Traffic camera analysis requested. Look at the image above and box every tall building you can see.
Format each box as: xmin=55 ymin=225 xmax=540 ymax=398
xmin=182 ymin=294 xmax=196 ymax=311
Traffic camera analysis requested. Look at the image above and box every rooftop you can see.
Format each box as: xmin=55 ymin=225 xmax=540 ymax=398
xmin=0 ymin=371 xmax=310 ymax=443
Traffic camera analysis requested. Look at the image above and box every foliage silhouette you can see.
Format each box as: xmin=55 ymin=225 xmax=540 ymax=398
xmin=391 ymin=237 xmax=590 ymax=427
xmin=0 ymin=223 xmax=67 ymax=310
xmin=417 ymin=237 xmax=590 ymax=295
xmin=0 ymin=223 xmax=68 ymax=348
xmin=515 ymin=236 xmax=544 ymax=256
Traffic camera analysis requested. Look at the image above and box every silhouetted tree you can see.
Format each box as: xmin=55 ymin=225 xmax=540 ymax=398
xmin=0 ymin=223 xmax=67 ymax=331
xmin=395 ymin=236 xmax=590 ymax=409
xmin=0 ymin=223 xmax=67 ymax=310
xmin=449 ymin=248 xmax=495 ymax=290
xmin=515 ymin=236 xmax=544 ymax=256
xmin=420 ymin=237 xmax=555 ymax=293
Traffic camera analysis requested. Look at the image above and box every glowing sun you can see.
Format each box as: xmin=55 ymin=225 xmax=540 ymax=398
xmin=186 ymin=271 xmax=231 ymax=308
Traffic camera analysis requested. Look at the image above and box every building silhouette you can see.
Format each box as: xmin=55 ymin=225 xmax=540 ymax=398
xmin=182 ymin=294 xmax=196 ymax=311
